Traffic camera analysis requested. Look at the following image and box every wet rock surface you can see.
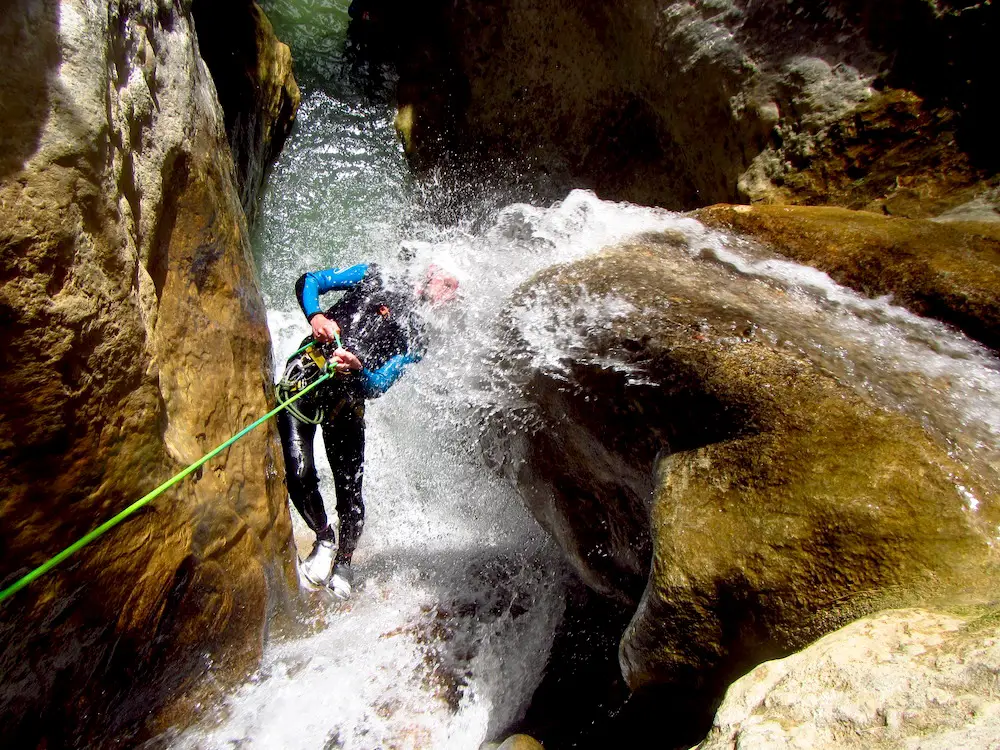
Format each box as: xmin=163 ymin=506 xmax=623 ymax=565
xmin=0 ymin=1 xmax=298 ymax=745
xmin=349 ymin=0 xmax=996 ymax=211
xmin=483 ymin=237 xmax=999 ymax=735
xmin=694 ymin=607 xmax=1000 ymax=750
xmin=738 ymin=89 xmax=992 ymax=218
xmin=695 ymin=204 xmax=1000 ymax=351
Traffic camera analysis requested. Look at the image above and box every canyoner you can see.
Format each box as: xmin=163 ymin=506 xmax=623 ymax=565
xmin=277 ymin=261 xmax=460 ymax=598
xmin=0 ymin=259 xmax=461 ymax=607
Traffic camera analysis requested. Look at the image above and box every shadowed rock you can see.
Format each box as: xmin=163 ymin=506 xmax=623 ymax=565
xmin=192 ymin=0 xmax=300 ymax=223
xmin=348 ymin=0 xmax=997 ymax=211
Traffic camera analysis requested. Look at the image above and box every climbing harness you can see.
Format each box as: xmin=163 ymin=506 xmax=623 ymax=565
xmin=276 ymin=343 xmax=336 ymax=424
xmin=0 ymin=334 xmax=342 ymax=605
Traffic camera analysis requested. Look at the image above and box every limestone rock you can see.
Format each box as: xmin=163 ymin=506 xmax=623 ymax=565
xmin=695 ymin=204 xmax=1000 ymax=351
xmin=482 ymin=238 xmax=999 ymax=704
xmin=498 ymin=734 xmax=546 ymax=750
xmin=935 ymin=179 xmax=1000 ymax=225
xmin=482 ymin=734 xmax=546 ymax=750
xmin=0 ymin=1 xmax=296 ymax=745
xmin=694 ymin=607 xmax=1000 ymax=750
xmin=738 ymin=89 xmax=990 ymax=218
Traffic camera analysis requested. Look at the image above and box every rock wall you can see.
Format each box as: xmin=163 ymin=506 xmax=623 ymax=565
xmin=696 ymin=204 xmax=1000 ymax=351
xmin=192 ymin=0 xmax=300 ymax=222
xmin=0 ymin=1 xmax=298 ymax=745
xmin=351 ymin=0 xmax=996 ymax=212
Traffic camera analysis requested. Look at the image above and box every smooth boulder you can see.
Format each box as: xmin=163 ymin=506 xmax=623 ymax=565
xmin=694 ymin=607 xmax=1000 ymax=750
xmin=483 ymin=237 xmax=999 ymax=703
xmin=696 ymin=204 xmax=1000 ymax=351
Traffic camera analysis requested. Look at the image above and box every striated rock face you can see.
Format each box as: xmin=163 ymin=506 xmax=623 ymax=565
xmin=696 ymin=204 xmax=1000 ymax=351
xmin=0 ymin=1 xmax=297 ymax=745
xmin=482 ymin=236 xmax=999 ymax=709
xmin=351 ymin=0 xmax=996 ymax=211
xmin=694 ymin=607 xmax=1000 ymax=750
xmin=737 ymin=88 xmax=991 ymax=218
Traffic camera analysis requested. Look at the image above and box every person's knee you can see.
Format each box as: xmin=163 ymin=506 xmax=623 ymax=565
xmin=287 ymin=463 xmax=319 ymax=492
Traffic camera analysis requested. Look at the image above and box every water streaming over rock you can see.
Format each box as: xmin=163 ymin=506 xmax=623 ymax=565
xmin=171 ymin=2 xmax=1000 ymax=747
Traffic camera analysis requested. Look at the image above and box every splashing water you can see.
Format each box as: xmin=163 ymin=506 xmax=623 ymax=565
xmin=171 ymin=1 xmax=1000 ymax=747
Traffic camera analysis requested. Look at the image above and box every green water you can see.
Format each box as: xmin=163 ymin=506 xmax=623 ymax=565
xmin=253 ymin=0 xmax=413 ymax=313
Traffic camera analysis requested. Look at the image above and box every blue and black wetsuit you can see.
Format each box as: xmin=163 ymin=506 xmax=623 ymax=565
xmin=278 ymin=263 xmax=425 ymax=564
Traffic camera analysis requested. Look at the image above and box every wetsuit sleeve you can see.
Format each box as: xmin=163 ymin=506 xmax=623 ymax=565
xmin=360 ymin=353 xmax=421 ymax=397
xmin=296 ymin=264 xmax=370 ymax=320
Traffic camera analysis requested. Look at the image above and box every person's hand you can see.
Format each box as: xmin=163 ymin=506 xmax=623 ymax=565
xmin=332 ymin=347 xmax=362 ymax=374
xmin=311 ymin=314 xmax=341 ymax=343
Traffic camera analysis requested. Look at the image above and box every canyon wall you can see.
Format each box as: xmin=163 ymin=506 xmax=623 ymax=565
xmin=353 ymin=0 xmax=996 ymax=214
xmin=0 ymin=1 xmax=298 ymax=745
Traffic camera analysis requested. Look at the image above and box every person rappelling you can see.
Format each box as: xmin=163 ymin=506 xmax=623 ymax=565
xmin=276 ymin=262 xmax=460 ymax=598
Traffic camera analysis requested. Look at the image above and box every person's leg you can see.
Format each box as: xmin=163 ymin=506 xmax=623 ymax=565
xmin=277 ymin=409 xmax=336 ymax=543
xmin=321 ymin=404 xmax=366 ymax=565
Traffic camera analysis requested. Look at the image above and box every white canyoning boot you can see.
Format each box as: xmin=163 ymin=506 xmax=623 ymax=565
xmin=329 ymin=561 xmax=353 ymax=600
xmin=300 ymin=538 xmax=337 ymax=587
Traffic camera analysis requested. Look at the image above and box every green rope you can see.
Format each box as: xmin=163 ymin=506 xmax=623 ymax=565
xmin=292 ymin=332 xmax=342 ymax=356
xmin=0 ymin=366 xmax=336 ymax=605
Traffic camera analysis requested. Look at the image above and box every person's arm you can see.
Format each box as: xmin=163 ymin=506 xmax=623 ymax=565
xmin=295 ymin=264 xmax=371 ymax=320
xmin=296 ymin=264 xmax=371 ymax=343
xmin=360 ymin=352 xmax=422 ymax=397
xmin=330 ymin=347 xmax=420 ymax=397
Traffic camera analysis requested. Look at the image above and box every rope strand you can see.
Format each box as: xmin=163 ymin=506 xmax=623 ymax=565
xmin=0 ymin=362 xmax=335 ymax=605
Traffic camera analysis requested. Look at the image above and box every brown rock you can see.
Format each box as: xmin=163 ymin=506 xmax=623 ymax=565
xmin=0 ymin=1 xmax=296 ymax=745
xmin=695 ymin=204 xmax=1000 ymax=351
xmin=739 ymin=89 xmax=989 ymax=218
xmin=483 ymin=239 xmax=999 ymax=704
xmin=498 ymin=734 xmax=546 ymax=750
xmin=353 ymin=0 xmax=996 ymax=211
xmin=192 ymin=0 xmax=301 ymax=221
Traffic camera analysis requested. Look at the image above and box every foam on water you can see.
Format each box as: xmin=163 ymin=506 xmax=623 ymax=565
xmin=177 ymin=184 xmax=1000 ymax=748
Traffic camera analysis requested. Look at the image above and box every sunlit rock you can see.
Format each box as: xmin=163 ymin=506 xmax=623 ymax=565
xmin=483 ymin=236 xmax=999 ymax=704
xmin=738 ymin=89 xmax=991 ymax=218
xmin=498 ymin=734 xmax=546 ymax=750
xmin=0 ymin=0 xmax=298 ymax=745
xmin=695 ymin=204 xmax=1000 ymax=351
xmin=693 ymin=607 xmax=1000 ymax=750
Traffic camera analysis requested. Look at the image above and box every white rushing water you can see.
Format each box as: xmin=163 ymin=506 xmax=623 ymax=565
xmin=171 ymin=1 xmax=1000 ymax=747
